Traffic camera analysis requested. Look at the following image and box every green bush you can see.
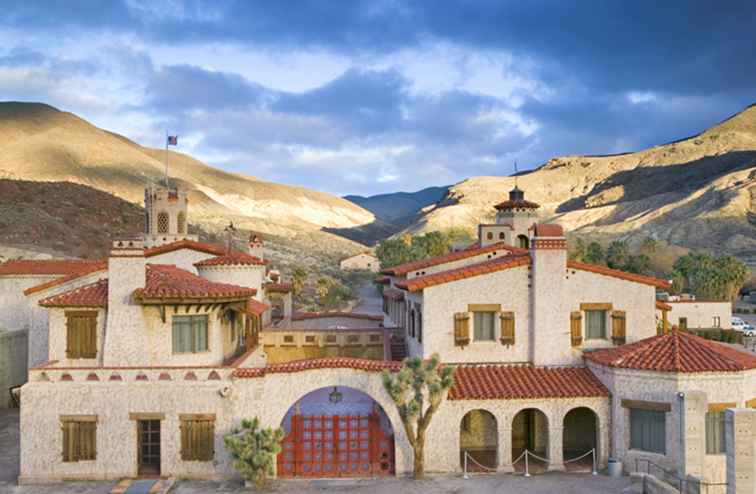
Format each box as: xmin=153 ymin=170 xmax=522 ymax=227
xmin=224 ymin=417 xmax=284 ymax=488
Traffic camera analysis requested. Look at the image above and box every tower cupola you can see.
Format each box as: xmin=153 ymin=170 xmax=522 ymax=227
xmin=479 ymin=185 xmax=541 ymax=248
xmin=143 ymin=185 xmax=198 ymax=248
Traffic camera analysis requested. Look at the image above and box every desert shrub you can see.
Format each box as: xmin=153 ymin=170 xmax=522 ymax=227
xmin=224 ymin=417 xmax=284 ymax=488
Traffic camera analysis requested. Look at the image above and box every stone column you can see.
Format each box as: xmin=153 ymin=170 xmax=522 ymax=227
xmin=726 ymin=408 xmax=756 ymax=494
xmin=548 ymin=425 xmax=565 ymax=471
xmin=498 ymin=425 xmax=514 ymax=472
xmin=677 ymin=391 xmax=707 ymax=479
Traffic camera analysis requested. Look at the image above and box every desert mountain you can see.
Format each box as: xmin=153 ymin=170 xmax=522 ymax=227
xmin=344 ymin=186 xmax=450 ymax=225
xmin=405 ymin=104 xmax=756 ymax=265
xmin=0 ymin=102 xmax=375 ymax=259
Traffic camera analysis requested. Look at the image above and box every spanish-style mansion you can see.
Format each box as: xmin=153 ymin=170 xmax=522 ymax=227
xmin=1 ymin=183 xmax=755 ymax=489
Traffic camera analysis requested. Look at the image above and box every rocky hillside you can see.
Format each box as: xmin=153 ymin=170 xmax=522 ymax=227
xmin=0 ymin=102 xmax=374 ymax=252
xmin=406 ymin=104 xmax=756 ymax=265
xmin=345 ymin=186 xmax=449 ymax=224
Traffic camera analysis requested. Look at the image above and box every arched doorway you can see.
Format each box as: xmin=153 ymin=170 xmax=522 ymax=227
xmin=459 ymin=409 xmax=498 ymax=472
xmin=517 ymin=234 xmax=529 ymax=249
xmin=562 ymin=407 xmax=598 ymax=472
xmin=512 ymin=408 xmax=548 ymax=472
xmin=277 ymin=386 xmax=395 ymax=478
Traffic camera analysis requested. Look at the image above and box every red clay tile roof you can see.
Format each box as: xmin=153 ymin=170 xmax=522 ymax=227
xmin=144 ymin=239 xmax=226 ymax=258
xmin=292 ymin=312 xmax=384 ymax=322
xmin=448 ymin=364 xmax=609 ymax=400
xmin=396 ymin=254 xmax=531 ymax=292
xmin=0 ymin=259 xmax=104 ymax=276
xmin=493 ymin=198 xmax=541 ymax=210
xmin=194 ymin=251 xmax=267 ymax=267
xmin=381 ymin=242 xmax=527 ymax=276
xmin=232 ymin=357 xmax=403 ymax=377
xmin=656 ymin=300 xmax=673 ymax=311
xmin=567 ymin=260 xmax=671 ymax=289
xmin=264 ymin=282 xmax=292 ymax=293
xmin=531 ymin=223 xmax=564 ymax=237
xmin=23 ymin=261 xmax=108 ymax=295
xmin=584 ymin=330 xmax=756 ymax=373
xmin=39 ymin=279 xmax=108 ymax=308
xmin=382 ymin=288 xmax=405 ymax=301
xmin=232 ymin=358 xmax=608 ymax=400
xmin=244 ymin=298 xmax=270 ymax=316
xmin=133 ymin=264 xmax=257 ymax=302
xmin=374 ymin=276 xmax=390 ymax=285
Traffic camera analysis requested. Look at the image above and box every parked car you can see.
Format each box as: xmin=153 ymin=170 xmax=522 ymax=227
xmin=733 ymin=317 xmax=756 ymax=336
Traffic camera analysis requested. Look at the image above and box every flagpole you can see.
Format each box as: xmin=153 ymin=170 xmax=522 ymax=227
xmin=164 ymin=132 xmax=169 ymax=189
xmin=514 ymin=160 xmax=518 ymax=188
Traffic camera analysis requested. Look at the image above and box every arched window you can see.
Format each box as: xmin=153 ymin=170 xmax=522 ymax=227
xmin=499 ymin=232 xmax=506 ymax=240
xmin=487 ymin=232 xmax=493 ymax=240
xmin=157 ymin=212 xmax=169 ymax=233
xmin=517 ymin=235 xmax=529 ymax=249
xmin=177 ymin=212 xmax=186 ymax=234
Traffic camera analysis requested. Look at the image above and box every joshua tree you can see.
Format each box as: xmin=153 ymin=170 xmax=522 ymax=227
xmin=382 ymin=354 xmax=455 ymax=478
xmin=224 ymin=417 xmax=284 ymax=489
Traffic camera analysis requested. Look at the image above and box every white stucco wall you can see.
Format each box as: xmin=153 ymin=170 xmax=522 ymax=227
xmin=196 ymin=265 xmax=265 ymax=297
xmin=666 ymin=302 xmax=732 ymax=329
xmin=0 ymin=275 xmax=57 ymax=332
xmin=0 ymin=328 xmax=28 ymax=408
xmin=146 ymin=249 xmax=216 ymax=274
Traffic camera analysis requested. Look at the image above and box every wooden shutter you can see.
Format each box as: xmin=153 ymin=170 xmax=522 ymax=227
xmin=66 ymin=312 xmax=97 ymax=359
xmin=454 ymin=313 xmax=470 ymax=347
xmin=61 ymin=417 xmax=96 ymax=462
xmin=499 ymin=311 xmax=515 ymax=346
xmin=62 ymin=420 xmax=75 ymax=462
xmin=570 ymin=311 xmax=583 ymax=347
xmin=611 ymin=310 xmax=627 ymax=345
xmin=746 ymin=398 xmax=756 ymax=409
xmin=180 ymin=416 xmax=215 ymax=461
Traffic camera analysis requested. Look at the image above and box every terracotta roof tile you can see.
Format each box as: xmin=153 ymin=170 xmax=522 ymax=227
xmin=194 ymin=251 xmax=267 ymax=267
xmin=396 ymin=254 xmax=531 ymax=292
xmin=244 ymin=298 xmax=270 ymax=316
xmin=374 ymin=276 xmax=390 ymax=285
xmin=23 ymin=261 xmax=108 ymax=295
xmin=584 ymin=330 xmax=756 ymax=373
xmin=39 ymin=279 xmax=108 ymax=308
xmin=292 ymin=312 xmax=383 ymax=322
xmin=264 ymin=282 xmax=292 ymax=293
xmin=133 ymin=264 xmax=257 ymax=302
xmin=531 ymin=223 xmax=564 ymax=237
xmin=0 ymin=259 xmax=104 ymax=276
xmin=448 ymin=365 xmax=609 ymax=400
xmin=382 ymin=288 xmax=405 ymax=301
xmin=656 ymin=300 xmax=673 ymax=311
xmin=381 ymin=242 xmax=527 ymax=276
xmin=232 ymin=358 xmax=608 ymax=400
xmin=144 ymin=239 xmax=226 ymax=258
xmin=567 ymin=260 xmax=671 ymax=289
xmin=232 ymin=357 xmax=403 ymax=377
xmin=493 ymin=199 xmax=540 ymax=210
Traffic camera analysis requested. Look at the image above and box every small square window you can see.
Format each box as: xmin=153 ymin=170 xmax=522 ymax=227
xmin=473 ymin=312 xmax=496 ymax=341
xmin=585 ymin=310 xmax=607 ymax=339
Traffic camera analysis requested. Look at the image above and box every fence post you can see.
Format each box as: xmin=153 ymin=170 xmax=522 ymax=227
xmin=524 ymin=450 xmax=530 ymax=477
xmin=591 ymin=448 xmax=597 ymax=475
xmin=463 ymin=451 xmax=469 ymax=480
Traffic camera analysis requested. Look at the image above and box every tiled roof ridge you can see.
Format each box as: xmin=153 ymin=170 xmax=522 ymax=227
xmin=585 ymin=330 xmax=756 ymax=372
xmin=567 ymin=260 xmax=671 ymax=288
xmin=39 ymin=278 xmax=108 ymax=308
xmin=144 ymin=239 xmax=227 ymax=257
xmin=381 ymin=241 xmax=527 ymax=276
xmin=23 ymin=261 xmax=108 ymax=295
xmin=133 ymin=263 xmax=257 ymax=301
xmin=232 ymin=357 xmax=403 ymax=378
xmin=396 ymin=253 xmax=531 ymax=292
xmin=0 ymin=258 xmax=105 ymax=277
xmin=194 ymin=250 xmax=267 ymax=267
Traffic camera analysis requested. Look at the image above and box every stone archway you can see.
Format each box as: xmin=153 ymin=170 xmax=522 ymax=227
xmin=512 ymin=408 xmax=548 ymax=472
xmin=562 ymin=407 xmax=598 ymax=472
xmin=517 ymin=234 xmax=529 ymax=249
xmin=277 ymin=386 xmax=395 ymax=478
xmin=459 ymin=409 xmax=498 ymax=472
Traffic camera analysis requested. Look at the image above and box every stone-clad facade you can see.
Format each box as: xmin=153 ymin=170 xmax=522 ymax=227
xmin=5 ymin=184 xmax=755 ymax=487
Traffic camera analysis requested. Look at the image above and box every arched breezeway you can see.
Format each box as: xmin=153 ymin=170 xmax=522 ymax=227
xmin=512 ymin=408 xmax=549 ymax=473
xmin=277 ymin=386 xmax=395 ymax=478
xmin=562 ymin=407 xmax=599 ymax=472
xmin=459 ymin=409 xmax=498 ymax=472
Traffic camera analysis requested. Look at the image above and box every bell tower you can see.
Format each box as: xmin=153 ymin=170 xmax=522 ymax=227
xmin=143 ymin=185 xmax=198 ymax=247
xmin=479 ymin=186 xmax=540 ymax=248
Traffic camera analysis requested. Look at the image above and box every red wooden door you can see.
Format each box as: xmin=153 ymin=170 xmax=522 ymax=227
xmin=278 ymin=411 xmax=395 ymax=477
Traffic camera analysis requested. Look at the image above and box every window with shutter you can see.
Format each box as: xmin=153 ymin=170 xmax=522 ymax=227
xmin=65 ymin=311 xmax=97 ymax=359
xmin=172 ymin=315 xmax=209 ymax=353
xmin=180 ymin=415 xmax=215 ymax=461
xmin=499 ymin=311 xmax=515 ymax=345
xmin=454 ymin=313 xmax=470 ymax=347
xmin=570 ymin=311 xmax=583 ymax=347
xmin=630 ymin=408 xmax=666 ymax=454
xmin=61 ymin=416 xmax=97 ymax=462
xmin=611 ymin=310 xmax=626 ymax=345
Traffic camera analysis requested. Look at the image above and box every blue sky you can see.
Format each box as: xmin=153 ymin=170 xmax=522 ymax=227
xmin=1 ymin=1 xmax=755 ymax=197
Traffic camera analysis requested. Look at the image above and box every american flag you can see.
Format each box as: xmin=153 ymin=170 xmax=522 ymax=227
xmin=167 ymin=135 xmax=178 ymax=146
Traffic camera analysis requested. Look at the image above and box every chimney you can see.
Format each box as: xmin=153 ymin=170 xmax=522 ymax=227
xmin=248 ymin=232 xmax=264 ymax=260
xmin=528 ymin=224 xmax=571 ymax=366
xmin=103 ymin=238 xmax=148 ymax=366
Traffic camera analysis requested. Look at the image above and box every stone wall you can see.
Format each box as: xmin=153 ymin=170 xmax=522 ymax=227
xmin=0 ymin=328 xmax=28 ymax=408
